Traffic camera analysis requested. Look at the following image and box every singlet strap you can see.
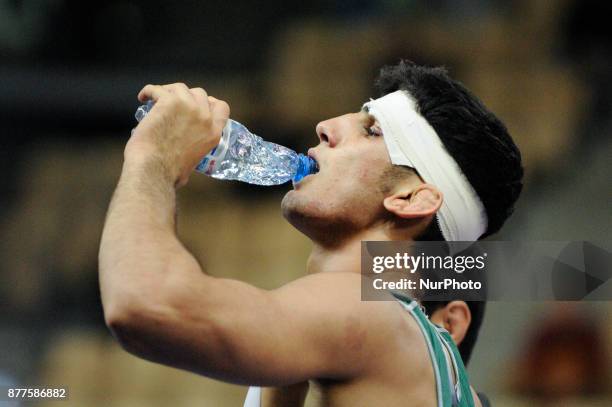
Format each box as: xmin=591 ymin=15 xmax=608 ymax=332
xmin=391 ymin=291 xmax=475 ymax=407
xmin=441 ymin=328 xmax=476 ymax=407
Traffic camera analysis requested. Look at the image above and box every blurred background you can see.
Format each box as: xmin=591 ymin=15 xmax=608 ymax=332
xmin=1 ymin=0 xmax=611 ymax=406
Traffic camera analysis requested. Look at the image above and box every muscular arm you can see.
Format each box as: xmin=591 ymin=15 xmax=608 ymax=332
xmin=100 ymin=167 xmax=393 ymax=385
xmin=98 ymin=154 xmax=198 ymax=329
xmin=99 ymin=83 xmax=403 ymax=386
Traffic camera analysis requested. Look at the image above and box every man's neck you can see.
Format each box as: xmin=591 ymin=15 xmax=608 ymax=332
xmin=306 ymin=227 xmax=412 ymax=274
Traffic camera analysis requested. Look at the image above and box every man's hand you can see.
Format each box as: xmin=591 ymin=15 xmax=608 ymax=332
xmin=126 ymin=83 xmax=230 ymax=188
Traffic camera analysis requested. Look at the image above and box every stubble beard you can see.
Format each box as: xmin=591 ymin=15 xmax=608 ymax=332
xmin=281 ymin=190 xmax=378 ymax=249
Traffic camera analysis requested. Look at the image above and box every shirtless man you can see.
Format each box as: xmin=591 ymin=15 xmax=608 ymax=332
xmin=99 ymin=60 xmax=522 ymax=406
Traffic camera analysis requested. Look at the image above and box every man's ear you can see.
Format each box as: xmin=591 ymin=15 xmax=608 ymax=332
xmin=383 ymin=183 xmax=443 ymax=219
xmin=430 ymin=301 xmax=471 ymax=346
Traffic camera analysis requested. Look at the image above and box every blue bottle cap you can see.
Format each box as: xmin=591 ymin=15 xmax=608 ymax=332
xmin=293 ymin=154 xmax=318 ymax=183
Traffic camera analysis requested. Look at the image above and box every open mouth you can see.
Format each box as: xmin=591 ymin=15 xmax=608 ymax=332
xmin=305 ymin=153 xmax=320 ymax=178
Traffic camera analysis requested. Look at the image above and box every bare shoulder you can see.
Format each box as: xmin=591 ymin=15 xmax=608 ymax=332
xmin=271 ymin=271 xmax=422 ymax=355
xmin=272 ymin=271 xmax=401 ymax=318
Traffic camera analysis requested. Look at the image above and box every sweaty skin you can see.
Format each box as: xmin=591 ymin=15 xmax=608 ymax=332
xmin=99 ymin=83 xmax=481 ymax=406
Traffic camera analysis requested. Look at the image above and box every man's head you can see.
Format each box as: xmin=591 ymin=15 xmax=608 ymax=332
xmin=282 ymin=60 xmax=523 ymax=244
xmin=282 ymin=60 xmax=523 ymax=363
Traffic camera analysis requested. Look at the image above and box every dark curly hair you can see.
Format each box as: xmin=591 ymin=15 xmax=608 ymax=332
xmin=375 ymin=60 xmax=523 ymax=239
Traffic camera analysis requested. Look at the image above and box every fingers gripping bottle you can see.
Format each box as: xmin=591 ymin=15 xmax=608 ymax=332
xmin=135 ymin=100 xmax=318 ymax=185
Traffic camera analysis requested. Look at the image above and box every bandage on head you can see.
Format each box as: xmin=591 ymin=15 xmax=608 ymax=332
xmin=364 ymin=90 xmax=487 ymax=242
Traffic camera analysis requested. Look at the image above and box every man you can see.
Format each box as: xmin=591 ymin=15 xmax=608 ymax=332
xmin=99 ymin=61 xmax=522 ymax=406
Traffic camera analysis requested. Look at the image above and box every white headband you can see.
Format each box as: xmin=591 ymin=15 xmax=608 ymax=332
xmin=364 ymin=90 xmax=487 ymax=241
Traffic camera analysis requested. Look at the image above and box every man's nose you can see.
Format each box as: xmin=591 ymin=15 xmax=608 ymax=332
xmin=315 ymin=120 xmax=337 ymax=147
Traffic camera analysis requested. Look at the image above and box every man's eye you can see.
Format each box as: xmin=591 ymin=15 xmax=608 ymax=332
xmin=365 ymin=126 xmax=382 ymax=137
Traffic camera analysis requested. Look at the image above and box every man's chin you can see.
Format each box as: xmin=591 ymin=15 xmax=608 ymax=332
xmin=281 ymin=191 xmax=320 ymax=234
xmin=280 ymin=190 xmax=302 ymax=225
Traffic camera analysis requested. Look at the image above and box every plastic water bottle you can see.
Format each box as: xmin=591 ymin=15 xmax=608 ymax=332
xmin=135 ymin=100 xmax=317 ymax=185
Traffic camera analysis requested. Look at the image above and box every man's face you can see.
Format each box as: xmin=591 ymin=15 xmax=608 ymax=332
xmin=281 ymin=109 xmax=393 ymax=240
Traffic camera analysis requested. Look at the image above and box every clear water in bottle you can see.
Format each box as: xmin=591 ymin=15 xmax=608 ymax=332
xmin=134 ymin=100 xmax=317 ymax=185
